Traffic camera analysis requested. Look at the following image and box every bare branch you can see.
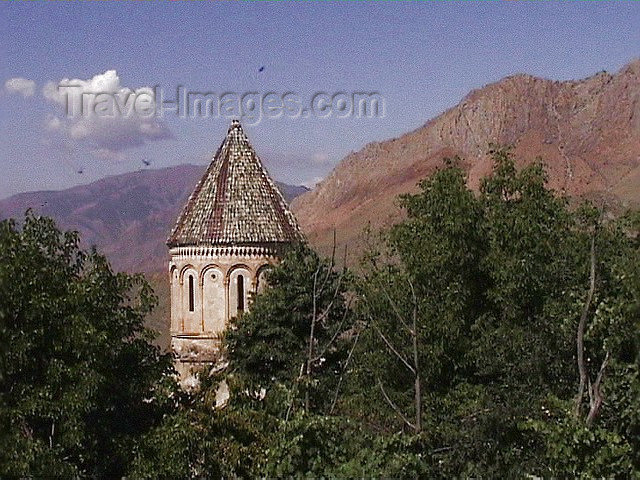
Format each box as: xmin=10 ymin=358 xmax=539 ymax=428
xmin=314 ymin=264 xmax=346 ymax=327
xmin=306 ymin=265 xmax=322 ymax=412
xmin=316 ymin=229 xmax=337 ymax=299
xmin=408 ymin=277 xmax=422 ymax=433
xmin=430 ymin=446 xmax=453 ymax=455
xmin=362 ymin=263 xmax=422 ymax=433
xmin=592 ymin=350 xmax=611 ymax=394
xmin=286 ymin=362 xmax=307 ymax=422
xmin=370 ymin=316 xmax=415 ymax=375
xmin=313 ymin=297 xmax=352 ymax=363
xmin=330 ymin=326 xmax=362 ymax=414
xmin=586 ymin=350 xmax=610 ymax=426
xmin=574 ymin=233 xmax=596 ymax=418
xmin=342 ymin=244 xmax=348 ymax=273
xmin=21 ymin=422 xmax=33 ymax=440
xmin=378 ymin=378 xmax=415 ymax=431
xmin=372 ymin=269 xmax=413 ymax=336
xmin=306 ymin=238 xmax=348 ymax=413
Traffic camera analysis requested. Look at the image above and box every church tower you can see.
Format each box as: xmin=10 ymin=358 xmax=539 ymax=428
xmin=167 ymin=120 xmax=304 ymax=380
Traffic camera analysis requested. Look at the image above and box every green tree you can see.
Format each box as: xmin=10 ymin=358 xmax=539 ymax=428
xmin=260 ymin=413 xmax=431 ymax=478
xmin=345 ymin=159 xmax=484 ymax=434
xmin=0 ymin=213 xmax=175 ymax=477
xmin=346 ymin=149 xmax=639 ymax=476
xmin=130 ymin=391 xmax=269 ymax=479
xmin=523 ymin=208 xmax=640 ymax=477
xmin=225 ymin=243 xmax=352 ymax=416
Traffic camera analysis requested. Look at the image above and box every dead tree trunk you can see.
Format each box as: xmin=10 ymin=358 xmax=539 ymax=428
xmin=368 ymin=276 xmax=422 ymax=434
xmin=574 ymin=230 xmax=610 ymax=425
xmin=574 ymin=234 xmax=596 ymax=418
xmin=304 ymin=231 xmax=348 ymax=413
xmin=409 ymin=281 xmax=422 ymax=433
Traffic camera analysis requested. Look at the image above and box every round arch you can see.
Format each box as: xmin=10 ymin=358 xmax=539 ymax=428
xmin=200 ymin=264 xmax=224 ymax=286
xmin=226 ymin=263 xmax=253 ymax=280
xmin=256 ymin=263 xmax=274 ymax=294
xmin=179 ymin=265 xmax=201 ymax=334
xmin=178 ymin=264 xmax=197 ymax=285
xmin=201 ymin=264 xmax=225 ymax=334
xmin=228 ymin=264 xmax=252 ymax=318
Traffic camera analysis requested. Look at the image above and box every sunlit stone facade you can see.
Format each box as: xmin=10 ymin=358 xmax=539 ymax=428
xmin=168 ymin=245 xmax=282 ymax=380
xmin=167 ymin=120 xmax=303 ymax=385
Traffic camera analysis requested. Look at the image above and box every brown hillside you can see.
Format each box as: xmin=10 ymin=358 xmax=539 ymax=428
xmin=0 ymin=165 xmax=308 ymax=273
xmin=291 ymin=60 xmax=640 ymax=262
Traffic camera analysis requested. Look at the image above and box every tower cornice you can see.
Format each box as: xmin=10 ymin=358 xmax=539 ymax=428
xmin=169 ymin=243 xmax=290 ymax=260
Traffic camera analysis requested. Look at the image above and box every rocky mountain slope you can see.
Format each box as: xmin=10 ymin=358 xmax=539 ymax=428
xmin=291 ymin=60 xmax=640 ymax=262
xmin=2 ymin=61 xmax=638 ymax=273
xmin=0 ymin=165 xmax=308 ymax=272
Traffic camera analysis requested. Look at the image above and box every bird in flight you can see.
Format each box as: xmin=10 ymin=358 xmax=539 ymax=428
xmin=142 ymin=159 xmax=151 ymax=166
xmin=258 ymin=66 xmax=265 ymax=73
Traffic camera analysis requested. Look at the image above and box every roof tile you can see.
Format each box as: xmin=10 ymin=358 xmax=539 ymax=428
xmin=167 ymin=120 xmax=304 ymax=247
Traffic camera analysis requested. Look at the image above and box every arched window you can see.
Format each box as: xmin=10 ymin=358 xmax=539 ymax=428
xmin=257 ymin=265 xmax=271 ymax=294
xmin=188 ymin=274 xmax=195 ymax=312
xmin=237 ymin=274 xmax=245 ymax=313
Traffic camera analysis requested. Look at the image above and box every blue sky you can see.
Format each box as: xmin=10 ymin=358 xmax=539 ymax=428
xmin=1 ymin=2 xmax=638 ymax=198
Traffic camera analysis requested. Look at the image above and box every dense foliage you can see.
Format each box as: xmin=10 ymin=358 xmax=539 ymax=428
xmin=0 ymin=214 xmax=176 ymax=477
xmin=343 ymin=150 xmax=639 ymax=476
xmin=225 ymin=243 xmax=352 ymax=416
xmin=1 ymin=148 xmax=638 ymax=477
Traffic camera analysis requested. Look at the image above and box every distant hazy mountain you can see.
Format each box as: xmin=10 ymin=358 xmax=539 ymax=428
xmin=0 ymin=165 xmax=309 ymax=272
xmin=292 ymin=59 xmax=640 ymax=260
xmin=3 ymin=61 xmax=638 ymax=274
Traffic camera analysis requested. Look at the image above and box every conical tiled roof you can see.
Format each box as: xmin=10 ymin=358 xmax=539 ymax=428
xmin=167 ymin=120 xmax=304 ymax=247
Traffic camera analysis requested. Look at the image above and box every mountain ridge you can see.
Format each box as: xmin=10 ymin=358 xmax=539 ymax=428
xmin=2 ymin=60 xmax=638 ymax=272
xmin=0 ymin=164 xmax=309 ymax=272
xmin=291 ymin=59 xmax=640 ymax=260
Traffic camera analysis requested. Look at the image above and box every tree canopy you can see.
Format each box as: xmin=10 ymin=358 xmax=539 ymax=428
xmin=1 ymin=147 xmax=638 ymax=477
xmin=345 ymin=149 xmax=639 ymax=476
xmin=0 ymin=213 xmax=175 ymax=477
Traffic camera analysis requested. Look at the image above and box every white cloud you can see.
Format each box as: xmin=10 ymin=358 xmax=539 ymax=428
xmin=44 ymin=114 xmax=62 ymax=130
xmin=42 ymin=70 xmax=172 ymax=154
xmin=302 ymin=176 xmax=324 ymax=189
xmin=89 ymin=148 xmax=125 ymax=162
xmin=311 ymin=152 xmax=331 ymax=165
xmin=5 ymin=77 xmax=36 ymax=97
